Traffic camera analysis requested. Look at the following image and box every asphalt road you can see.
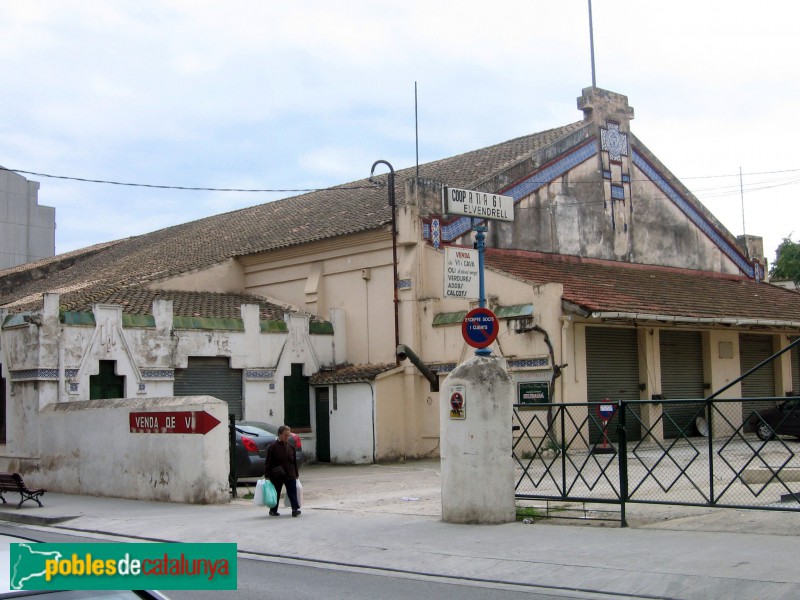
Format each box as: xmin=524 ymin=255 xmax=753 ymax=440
xmin=0 ymin=524 xmax=657 ymax=600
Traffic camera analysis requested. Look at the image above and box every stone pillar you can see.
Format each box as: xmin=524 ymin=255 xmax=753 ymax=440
xmin=440 ymin=355 xmax=515 ymax=524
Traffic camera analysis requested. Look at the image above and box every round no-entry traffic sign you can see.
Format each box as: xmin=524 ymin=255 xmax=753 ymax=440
xmin=462 ymin=307 xmax=499 ymax=348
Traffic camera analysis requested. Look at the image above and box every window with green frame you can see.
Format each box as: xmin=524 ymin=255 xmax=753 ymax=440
xmin=90 ymin=360 xmax=125 ymax=400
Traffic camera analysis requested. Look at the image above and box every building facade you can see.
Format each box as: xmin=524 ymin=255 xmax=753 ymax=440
xmin=3 ymin=87 xmax=800 ymax=493
xmin=0 ymin=169 xmax=55 ymax=270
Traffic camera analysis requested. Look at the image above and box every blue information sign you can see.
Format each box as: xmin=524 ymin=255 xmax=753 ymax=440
xmin=462 ymin=307 xmax=499 ymax=349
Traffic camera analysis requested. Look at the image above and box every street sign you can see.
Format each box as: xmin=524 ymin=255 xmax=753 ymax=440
xmin=129 ymin=410 xmax=221 ymax=434
xmin=444 ymin=246 xmax=479 ymax=299
xmin=443 ymin=187 xmax=515 ymax=222
xmin=462 ymin=307 xmax=499 ymax=348
xmin=597 ymin=402 xmax=616 ymax=420
xmin=449 ymin=385 xmax=466 ymax=420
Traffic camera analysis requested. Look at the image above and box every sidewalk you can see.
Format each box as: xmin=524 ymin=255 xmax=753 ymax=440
xmin=2 ymin=460 xmax=800 ymax=599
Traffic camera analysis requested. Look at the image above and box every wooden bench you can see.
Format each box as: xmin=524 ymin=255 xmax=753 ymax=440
xmin=0 ymin=473 xmax=45 ymax=509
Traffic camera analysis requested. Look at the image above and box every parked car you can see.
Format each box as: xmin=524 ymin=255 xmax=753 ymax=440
xmin=231 ymin=424 xmax=276 ymax=480
xmin=237 ymin=420 xmax=305 ymax=466
xmin=749 ymin=399 xmax=800 ymax=441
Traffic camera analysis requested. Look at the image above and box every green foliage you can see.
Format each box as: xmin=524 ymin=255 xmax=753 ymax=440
xmin=770 ymin=237 xmax=800 ymax=287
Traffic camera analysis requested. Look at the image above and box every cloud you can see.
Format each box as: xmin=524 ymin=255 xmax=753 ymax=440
xmin=0 ymin=0 xmax=798 ymax=261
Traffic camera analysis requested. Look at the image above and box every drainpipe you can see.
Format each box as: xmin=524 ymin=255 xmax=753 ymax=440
xmin=396 ymin=344 xmax=439 ymax=392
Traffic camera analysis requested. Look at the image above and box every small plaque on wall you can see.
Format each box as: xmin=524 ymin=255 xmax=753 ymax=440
xmin=518 ymin=381 xmax=549 ymax=405
xmin=449 ymin=385 xmax=466 ymax=420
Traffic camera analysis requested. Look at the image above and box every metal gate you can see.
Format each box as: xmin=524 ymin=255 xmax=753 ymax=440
xmin=174 ymin=357 xmax=243 ymax=419
xmin=514 ymin=338 xmax=800 ymax=526
xmin=660 ymin=330 xmax=705 ymax=438
xmin=585 ymin=327 xmax=641 ymax=443
xmin=740 ymin=334 xmax=775 ymax=429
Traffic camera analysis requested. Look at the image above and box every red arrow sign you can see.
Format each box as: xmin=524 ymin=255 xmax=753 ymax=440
xmin=129 ymin=410 xmax=221 ymax=434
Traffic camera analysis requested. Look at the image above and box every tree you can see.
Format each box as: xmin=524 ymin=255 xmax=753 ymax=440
xmin=770 ymin=237 xmax=800 ymax=288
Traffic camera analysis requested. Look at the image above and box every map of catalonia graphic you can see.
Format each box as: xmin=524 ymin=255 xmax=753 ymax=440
xmin=11 ymin=544 xmax=63 ymax=590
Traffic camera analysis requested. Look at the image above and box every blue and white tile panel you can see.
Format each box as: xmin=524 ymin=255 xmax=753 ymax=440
xmin=632 ymin=149 xmax=759 ymax=278
xmin=611 ymin=185 xmax=625 ymax=200
xmin=508 ymin=358 xmax=550 ymax=369
xmin=398 ymin=279 xmax=412 ymax=289
xmin=246 ymin=369 xmax=275 ymax=381
xmin=10 ymin=369 xmax=58 ymax=381
xmin=140 ymin=369 xmax=175 ymax=380
xmin=433 ymin=140 xmax=598 ymax=244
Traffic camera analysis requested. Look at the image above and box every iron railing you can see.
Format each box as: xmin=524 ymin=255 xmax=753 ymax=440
xmin=513 ymin=396 xmax=800 ymax=526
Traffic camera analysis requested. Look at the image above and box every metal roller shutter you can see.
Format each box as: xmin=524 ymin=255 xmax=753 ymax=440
xmin=586 ymin=327 xmax=641 ymax=443
xmin=739 ymin=334 xmax=776 ymax=428
xmin=660 ymin=330 xmax=706 ymax=438
xmin=174 ymin=357 xmax=243 ymax=420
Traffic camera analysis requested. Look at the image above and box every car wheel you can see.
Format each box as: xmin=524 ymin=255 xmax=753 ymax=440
xmin=756 ymin=422 xmax=774 ymax=441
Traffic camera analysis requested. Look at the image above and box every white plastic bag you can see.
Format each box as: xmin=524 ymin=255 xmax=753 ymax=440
xmin=253 ymin=479 xmax=266 ymax=507
xmin=283 ymin=479 xmax=303 ymax=507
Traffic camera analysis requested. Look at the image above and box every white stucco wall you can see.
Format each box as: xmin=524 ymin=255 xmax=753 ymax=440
xmin=329 ymin=382 xmax=375 ymax=464
xmin=35 ymin=396 xmax=229 ymax=503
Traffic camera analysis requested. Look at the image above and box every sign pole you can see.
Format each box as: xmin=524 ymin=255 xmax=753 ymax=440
xmin=473 ymin=218 xmax=490 ymax=356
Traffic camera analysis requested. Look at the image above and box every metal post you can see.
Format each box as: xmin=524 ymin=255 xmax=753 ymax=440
xmin=707 ymin=400 xmax=715 ymax=504
xmin=370 ymin=160 xmax=400 ymax=365
xmin=229 ymin=414 xmax=237 ymax=498
xmin=474 ymin=220 xmax=491 ymax=357
xmin=560 ymin=405 xmax=567 ymax=498
xmin=617 ymin=400 xmax=628 ymax=527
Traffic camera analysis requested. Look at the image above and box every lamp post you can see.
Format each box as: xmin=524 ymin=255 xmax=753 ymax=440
xmin=369 ymin=160 xmax=400 ymax=365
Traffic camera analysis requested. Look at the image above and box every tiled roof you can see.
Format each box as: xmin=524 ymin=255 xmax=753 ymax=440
xmin=310 ymin=363 xmax=398 ymax=385
xmin=0 ymin=122 xmax=584 ymax=316
xmin=69 ymin=288 xmax=297 ymax=321
xmin=485 ymin=249 xmax=800 ymax=323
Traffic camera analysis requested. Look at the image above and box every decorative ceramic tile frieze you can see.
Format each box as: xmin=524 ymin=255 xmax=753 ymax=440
xmin=10 ymin=369 xmax=58 ymax=381
xmin=140 ymin=369 xmax=175 ymax=380
xmin=138 ymin=383 xmax=146 ymax=394
xmin=611 ymin=184 xmax=625 ymax=200
xmin=431 ymin=218 xmax=441 ymax=249
xmin=632 ymin=149 xmax=759 ymax=279
xmin=424 ymin=141 xmax=597 ymax=245
xmin=508 ymin=358 xmax=550 ymax=369
xmin=504 ymin=141 xmax=597 ymax=201
xmin=69 ymin=383 xmax=79 ymax=393
xmin=601 ymin=122 xmax=629 ymax=162
xmin=397 ymin=279 xmax=412 ymax=289
xmin=65 ymin=368 xmax=79 ymax=379
xmin=245 ymin=369 xmax=275 ymax=381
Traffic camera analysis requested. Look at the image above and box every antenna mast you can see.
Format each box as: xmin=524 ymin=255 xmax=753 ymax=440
xmin=588 ymin=0 xmax=597 ymax=87
xmin=415 ymin=82 xmax=419 ymax=179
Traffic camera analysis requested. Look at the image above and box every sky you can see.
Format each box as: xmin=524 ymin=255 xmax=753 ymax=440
xmin=1 ymin=1 xmax=799 ymax=266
